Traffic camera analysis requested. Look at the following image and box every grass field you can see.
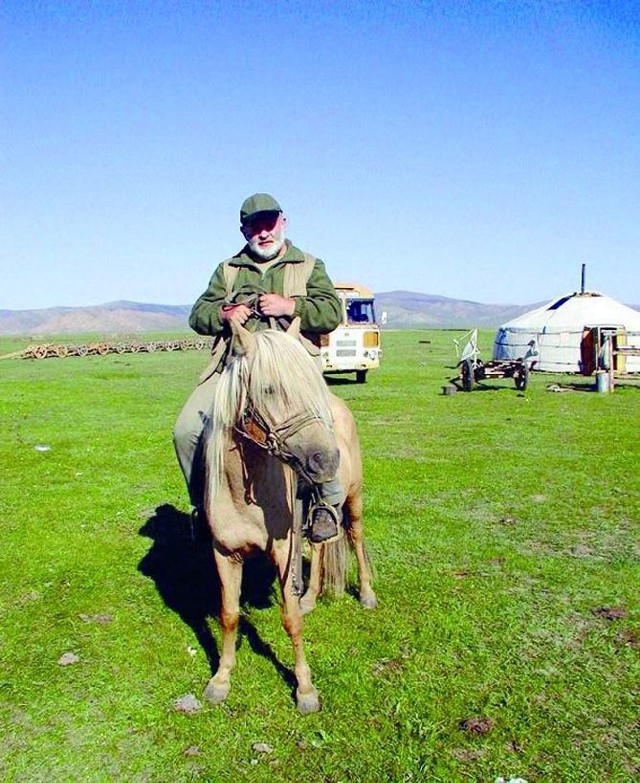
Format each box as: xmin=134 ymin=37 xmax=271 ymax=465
xmin=1 ymin=329 xmax=638 ymax=782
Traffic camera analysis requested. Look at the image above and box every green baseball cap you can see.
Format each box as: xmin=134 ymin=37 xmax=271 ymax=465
xmin=240 ymin=193 xmax=282 ymax=223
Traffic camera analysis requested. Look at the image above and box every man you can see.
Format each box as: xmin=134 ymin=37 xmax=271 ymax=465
xmin=174 ymin=193 xmax=344 ymax=543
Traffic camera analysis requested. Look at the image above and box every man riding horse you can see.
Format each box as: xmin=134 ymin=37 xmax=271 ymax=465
xmin=173 ymin=193 xmax=345 ymax=543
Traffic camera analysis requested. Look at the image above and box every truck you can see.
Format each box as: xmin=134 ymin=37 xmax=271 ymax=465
xmin=320 ymin=282 xmax=382 ymax=383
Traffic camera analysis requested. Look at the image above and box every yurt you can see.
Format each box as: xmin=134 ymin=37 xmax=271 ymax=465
xmin=493 ymin=290 xmax=640 ymax=374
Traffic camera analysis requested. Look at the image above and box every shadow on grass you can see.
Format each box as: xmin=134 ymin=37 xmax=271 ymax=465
xmin=540 ymin=381 xmax=599 ymax=393
xmin=449 ymin=381 xmax=513 ymax=393
xmin=138 ymin=503 xmax=296 ymax=695
xmin=325 ymin=376 xmax=360 ymax=386
xmin=557 ymin=382 xmax=597 ymax=392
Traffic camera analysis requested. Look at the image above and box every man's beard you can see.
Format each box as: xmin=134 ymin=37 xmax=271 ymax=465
xmin=247 ymin=227 xmax=286 ymax=261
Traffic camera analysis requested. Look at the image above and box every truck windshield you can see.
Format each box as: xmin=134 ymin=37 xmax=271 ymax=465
xmin=346 ymin=299 xmax=376 ymax=324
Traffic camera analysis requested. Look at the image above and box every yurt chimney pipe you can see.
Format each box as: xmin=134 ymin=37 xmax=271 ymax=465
xmin=581 ymin=263 xmax=586 ymax=294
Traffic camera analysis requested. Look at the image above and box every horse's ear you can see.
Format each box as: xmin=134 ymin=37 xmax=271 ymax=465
xmin=230 ymin=320 xmax=255 ymax=356
xmin=287 ymin=316 xmax=301 ymax=340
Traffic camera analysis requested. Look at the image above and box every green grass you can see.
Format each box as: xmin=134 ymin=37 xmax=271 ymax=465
xmin=1 ymin=330 xmax=638 ymax=782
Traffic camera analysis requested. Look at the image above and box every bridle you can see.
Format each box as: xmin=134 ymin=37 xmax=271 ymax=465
xmin=234 ymin=404 xmax=324 ymax=480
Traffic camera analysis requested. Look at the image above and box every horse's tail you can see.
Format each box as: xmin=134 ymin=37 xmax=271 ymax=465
xmin=322 ymin=535 xmax=349 ymax=596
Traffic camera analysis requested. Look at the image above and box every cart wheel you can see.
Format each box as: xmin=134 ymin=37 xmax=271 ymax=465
xmin=356 ymin=370 xmax=367 ymax=384
xmin=462 ymin=359 xmax=474 ymax=392
xmin=514 ymin=363 xmax=529 ymax=391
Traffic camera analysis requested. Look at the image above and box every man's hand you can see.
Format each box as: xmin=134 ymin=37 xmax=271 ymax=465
xmin=258 ymin=293 xmax=295 ymax=317
xmin=220 ymin=303 xmax=253 ymax=326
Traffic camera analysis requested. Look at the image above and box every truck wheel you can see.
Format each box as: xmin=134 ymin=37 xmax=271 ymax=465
xmin=462 ymin=359 xmax=474 ymax=392
xmin=356 ymin=370 xmax=367 ymax=384
xmin=514 ymin=363 xmax=529 ymax=391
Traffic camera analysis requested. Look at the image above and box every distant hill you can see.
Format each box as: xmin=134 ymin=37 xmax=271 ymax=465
xmin=0 ymin=301 xmax=191 ymax=336
xmin=0 ymin=294 xmax=638 ymax=335
xmin=375 ymin=291 xmax=542 ymax=328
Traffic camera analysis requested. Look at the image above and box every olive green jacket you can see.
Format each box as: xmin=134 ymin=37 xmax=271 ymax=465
xmin=189 ymin=241 xmax=342 ymax=336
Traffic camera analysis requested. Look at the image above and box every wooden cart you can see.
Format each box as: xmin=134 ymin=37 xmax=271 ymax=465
xmin=453 ymin=329 xmax=529 ymax=392
xmin=458 ymin=356 xmax=529 ymax=392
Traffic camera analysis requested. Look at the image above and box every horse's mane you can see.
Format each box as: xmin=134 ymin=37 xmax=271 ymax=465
xmin=206 ymin=329 xmax=334 ymax=500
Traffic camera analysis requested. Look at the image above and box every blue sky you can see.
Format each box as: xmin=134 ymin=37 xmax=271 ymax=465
xmin=2 ymin=0 xmax=639 ymax=310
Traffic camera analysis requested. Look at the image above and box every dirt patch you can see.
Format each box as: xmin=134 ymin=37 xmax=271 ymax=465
xmin=372 ymin=658 xmax=405 ymax=678
xmin=616 ymin=629 xmax=639 ymax=649
xmin=451 ymin=747 xmax=487 ymax=762
xmin=592 ymin=606 xmax=628 ymax=621
xmin=58 ymin=652 xmax=80 ymax=666
xmin=78 ymin=613 xmax=113 ymax=624
xmin=173 ymin=694 xmax=202 ymax=715
xmin=459 ymin=716 xmax=495 ymax=735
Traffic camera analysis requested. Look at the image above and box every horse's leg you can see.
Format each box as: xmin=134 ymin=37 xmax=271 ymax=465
xmin=344 ymin=491 xmax=377 ymax=609
xmin=203 ymin=551 xmax=242 ymax=705
xmin=273 ymin=541 xmax=320 ymax=714
xmin=299 ymin=543 xmax=323 ymax=616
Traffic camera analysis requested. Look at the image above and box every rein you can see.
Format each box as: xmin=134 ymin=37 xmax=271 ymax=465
xmin=233 ymin=404 xmax=321 ymax=600
xmin=221 ymin=334 xmax=331 ymax=599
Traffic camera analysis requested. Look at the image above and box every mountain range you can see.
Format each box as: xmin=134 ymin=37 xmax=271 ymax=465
xmin=1 ymin=292 xmax=638 ymax=335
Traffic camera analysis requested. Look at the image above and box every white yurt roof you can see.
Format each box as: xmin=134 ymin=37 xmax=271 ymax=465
xmin=493 ymin=290 xmax=640 ymax=373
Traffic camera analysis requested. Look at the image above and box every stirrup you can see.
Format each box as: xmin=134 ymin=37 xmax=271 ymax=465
xmin=306 ymin=501 xmax=341 ymax=528
xmin=305 ymin=501 xmax=342 ymax=544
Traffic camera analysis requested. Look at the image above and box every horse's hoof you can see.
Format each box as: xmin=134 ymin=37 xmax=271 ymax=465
xmin=360 ymin=590 xmax=378 ymax=610
xmin=299 ymin=594 xmax=316 ymax=616
xmin=203 ymin=678 xmax=230 ymax=705
xmin=296 ymin=687 xmax=321 ymax=715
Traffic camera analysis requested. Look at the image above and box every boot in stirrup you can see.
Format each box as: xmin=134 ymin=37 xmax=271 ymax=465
xmin=307 ymin=502 xmax=342 ymax=544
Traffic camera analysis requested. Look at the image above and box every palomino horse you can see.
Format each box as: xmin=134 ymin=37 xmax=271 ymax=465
xmin=202 ymin=318 xmax=376 ymax=714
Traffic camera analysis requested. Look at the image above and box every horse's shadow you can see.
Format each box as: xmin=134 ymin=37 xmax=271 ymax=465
xmin=138 ymin=504 xmax=297 ymax=691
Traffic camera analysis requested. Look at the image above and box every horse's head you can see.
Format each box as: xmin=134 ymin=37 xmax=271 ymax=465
xmin=211 ymin=319 xmax=339 ymax=490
